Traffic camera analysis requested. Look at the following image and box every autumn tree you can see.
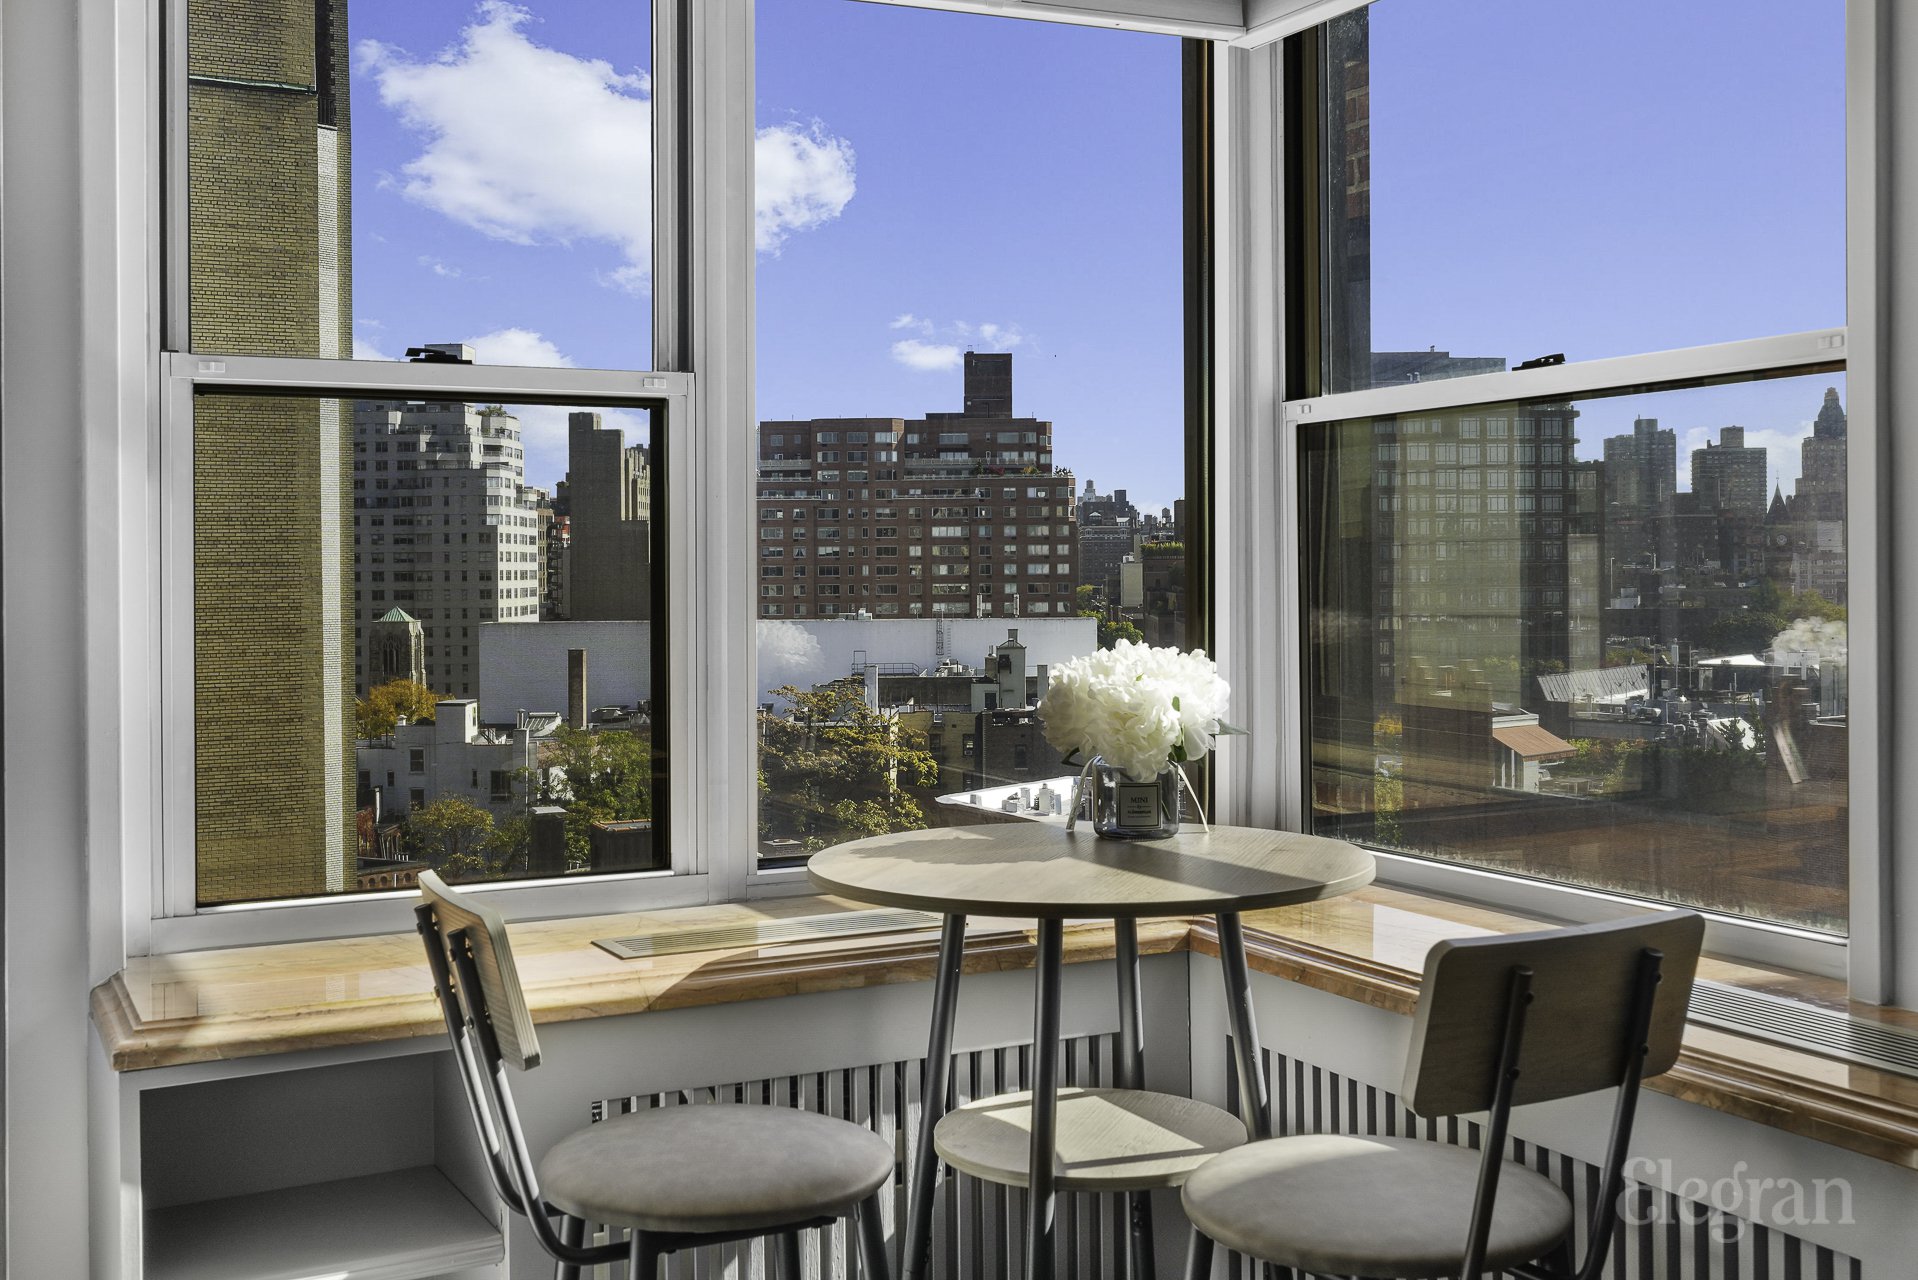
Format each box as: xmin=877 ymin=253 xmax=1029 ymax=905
xmin=356 ymin=678 xmax=448 ymax=739
xmin=757 ymin=681 xmax=940 ymax=853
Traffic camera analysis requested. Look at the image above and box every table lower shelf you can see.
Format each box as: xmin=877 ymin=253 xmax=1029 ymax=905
xmin=934 ymin=1087 xmax=1249 ymax=1192
xmin=145 ymin=1165 xmax=502 ymax=1280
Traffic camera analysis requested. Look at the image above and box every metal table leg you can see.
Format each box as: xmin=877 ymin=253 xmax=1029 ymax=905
xmin=1114 ymin=917 xmax=1157 ymax=1280
xmin=1027 ymin=918 xmax=1066 ymax=1280
xmin=902 ymin=913 xmax=967 ymax=1280
xmin=1215 ymin=912 xmax=1272 ymax=1139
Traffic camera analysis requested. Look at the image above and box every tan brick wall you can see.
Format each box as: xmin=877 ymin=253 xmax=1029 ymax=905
xmin=189 ymin=0 xmax=355 ymax=903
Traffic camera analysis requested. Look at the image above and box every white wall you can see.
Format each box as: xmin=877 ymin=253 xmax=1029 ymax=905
xmin=4 ymin=0 xmax=92 ymax=1272
xmin=477 ymin=620 xmax=653 ymax=718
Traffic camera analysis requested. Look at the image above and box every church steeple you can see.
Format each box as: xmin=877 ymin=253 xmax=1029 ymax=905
xmin=1767 ymin=483 xmax=1790 ymax=523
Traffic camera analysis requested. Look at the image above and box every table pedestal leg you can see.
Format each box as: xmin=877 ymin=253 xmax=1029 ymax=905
xmin=1215 ymin=913 xmax=1272 ymax=1139
xmin=902 ymin=914 xmax=967 ymax=1280
xmin=1114 ymin=917 xmax=1157 ymax=1280
xmin=1027 ymin=918 xmax=1066 ymax=1280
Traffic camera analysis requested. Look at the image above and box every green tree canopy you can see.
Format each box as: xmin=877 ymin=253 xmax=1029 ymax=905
xmin=757 ymin=682 xmax=939 ymax=853
xmin=406 ymin=796 xmax=495 ymax=874
xmin=356 ymin=678 xmax=447 ymax=739
xmin=537 ymin=725 xmax=655 ymax=864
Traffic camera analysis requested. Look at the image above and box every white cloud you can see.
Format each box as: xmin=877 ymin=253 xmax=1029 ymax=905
xmin=353 ymin=333 xmax=395 ymax=362
xmin=418 ymin=256 xmax=469 ymax=279
xmin=887 ymin=317 xmax=1030 ymax=371
xmin=890 ymin=338 xmax=964 ymax=372
xmin=755 ymin=121 xmax=857 ymax=253
xmin=360 ymin=6 xmax=856 ymax=288
xmin=465 ymin=327 xmax=576 ymax=368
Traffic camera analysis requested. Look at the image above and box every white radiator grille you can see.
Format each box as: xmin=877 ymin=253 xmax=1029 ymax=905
xmin=1229 ymin=1045 xmax=1866 ymax=1280
xmin=585 ymin=1032 xmax=1127 ymax=1279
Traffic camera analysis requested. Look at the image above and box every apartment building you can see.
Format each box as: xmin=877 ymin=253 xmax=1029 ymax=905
xmin=757 ymin=353 xmax=1078 ymax=619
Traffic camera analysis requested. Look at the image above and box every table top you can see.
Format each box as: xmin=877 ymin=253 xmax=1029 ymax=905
xmin=808 ymin=823 xmax=1376 ymax=919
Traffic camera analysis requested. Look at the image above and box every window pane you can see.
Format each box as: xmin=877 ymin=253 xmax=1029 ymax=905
xmin=194 ymin=390 xmax=662 ymax=903
xmin=1303 ymin=372 xmax=1849 ymax=932
xmin=186 ymin=1 xmax=652 ymax=366
xmin=1314 ymin=0 xmax=1844 ymax=394
xmin=753 ymin=0 xmax=1190 ymax=862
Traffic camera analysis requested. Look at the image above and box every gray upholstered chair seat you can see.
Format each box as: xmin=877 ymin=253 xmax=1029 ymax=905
xmin=538 ymin=1103 xmax=895 ymax=1234
xmin=1181 ymin=1133 xmax=1572 ymax=1279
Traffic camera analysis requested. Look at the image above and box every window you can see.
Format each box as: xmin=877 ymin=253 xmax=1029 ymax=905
xmin=1292 ymin=0 xmax=1848 ymax=935
xmin=168 ymin=1 xmax=676 ymax=914
xmin=752 ymin=0 xmax=1195 ymax=864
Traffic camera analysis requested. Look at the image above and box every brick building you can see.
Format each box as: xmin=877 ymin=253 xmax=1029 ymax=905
xmin=188 ymin=0 xmax=355 ymax=903
xmin=756 ymin=353 xmax=1078 ymax=619
xmin=352 ymin=381 xmax=544 ymax=697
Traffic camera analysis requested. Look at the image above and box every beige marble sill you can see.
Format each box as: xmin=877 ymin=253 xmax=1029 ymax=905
xmin=90 ymin=885 xmax=1918 ymax=1171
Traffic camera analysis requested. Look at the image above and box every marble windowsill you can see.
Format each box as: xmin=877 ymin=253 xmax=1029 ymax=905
xmin=90 ymin=885 xmax=1918 ymax=1170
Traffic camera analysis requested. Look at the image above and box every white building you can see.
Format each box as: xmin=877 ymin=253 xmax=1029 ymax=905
xmin=478 ymin=620 xmax=654 ymax=721
xmin=355 ymin=699 xmax=554 ymax=823
xmin=354 ymin=354 xmax=544 ymax=697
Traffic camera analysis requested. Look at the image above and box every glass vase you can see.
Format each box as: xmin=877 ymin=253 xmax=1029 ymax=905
xmin=1088 ymin=757 xmax=1182 ymax=839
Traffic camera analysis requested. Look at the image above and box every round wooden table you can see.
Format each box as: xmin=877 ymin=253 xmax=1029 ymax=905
xmin=810 ymin=824 xmax=1376 ymax=1280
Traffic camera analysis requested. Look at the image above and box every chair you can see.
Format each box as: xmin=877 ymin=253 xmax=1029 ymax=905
xmin=415 ymin=871 xmax=896 ymax=1279
xmin=1179 ymin=909 xmax=1705 ymax=1280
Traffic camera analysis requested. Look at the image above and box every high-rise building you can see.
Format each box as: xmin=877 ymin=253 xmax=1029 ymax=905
xmin=1797 ymin=386 xmax=1848 ymax=523
xmin=189 ymin=0 xmax=355 ymax=903
xmin=353 ymin=372 xmax=544 ymax=697
xmin=756 ymin=353 xmax=1078 ymax=619
xmin=1602 ymin=416 xmax=1677 ymax=512
xmin=564 ymin=411 xmax=654 ymax=621
xmin=1691 ymin=425 xmax=1769 ymax=518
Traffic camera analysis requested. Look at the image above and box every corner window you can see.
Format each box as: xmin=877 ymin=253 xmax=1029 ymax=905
xmin=1292 ymin=0 xmax=1849 ymax=933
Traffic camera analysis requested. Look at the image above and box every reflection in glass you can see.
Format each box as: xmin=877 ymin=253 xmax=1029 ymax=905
xmin=1303 ymin=374 xmax=1849 ymax=932
xmin=195 ymin=392 xmax=660 ymax=904
xmin=1314 ymin=0 xmax=1844 ymax=394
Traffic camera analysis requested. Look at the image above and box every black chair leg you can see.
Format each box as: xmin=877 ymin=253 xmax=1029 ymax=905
xmin=855 ymin=1192 xmax=892 ymax=1280
xmin=778 ymin=1229 xmax=804 ymax=1279
xmin=629 ymin=1229 xmax=665 ymax=1279
xmin=1184 ymin=1229 xmax=1215 ymax=1280
xmin=555 ymin=1214 xmax=586 ymax=1280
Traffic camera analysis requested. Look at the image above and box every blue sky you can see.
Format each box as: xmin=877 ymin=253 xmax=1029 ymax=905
xmin=342 ymin=0 xmax=1843 ymax=506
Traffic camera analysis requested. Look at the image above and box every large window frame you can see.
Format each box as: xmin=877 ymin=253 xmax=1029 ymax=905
xmin=86 ymin=0 xmax=1890 ymax=1000
xmin=1224 ymin=0 xmax=1886 ymax=990
xmin=88 ymin=0 xmax=1229 ymax=954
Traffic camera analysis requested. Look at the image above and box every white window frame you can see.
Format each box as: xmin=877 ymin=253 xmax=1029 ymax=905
xmin=1215 ymin=0 xmax=1886 ymax=991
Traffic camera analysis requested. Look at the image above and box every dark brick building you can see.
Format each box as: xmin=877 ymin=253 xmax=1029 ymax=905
xmin=757 ymin=353 xmax=1078 ymax=619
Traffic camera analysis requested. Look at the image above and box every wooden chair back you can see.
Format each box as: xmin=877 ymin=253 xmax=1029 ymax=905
xmin=419 ymin=870 xmax=543 ymax=1071
xmin=1401 ymin=910 xmax=1703 ymax=1116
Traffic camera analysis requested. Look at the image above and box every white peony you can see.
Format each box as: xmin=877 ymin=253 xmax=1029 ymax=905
xmin=1038 ymin=641 xmax=1232 ymax=782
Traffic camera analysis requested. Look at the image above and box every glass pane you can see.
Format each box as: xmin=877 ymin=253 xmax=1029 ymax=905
xmin=753 ymin=0 xmax=1190 ymax=862
xmin=1303 ymin=372 xmax=1849 ymax=932
xmin=194 ymin=390 xmax=662 ymax=904
xmin=186 ymin=1 xmax=652 ymax=366
xmin=1315 ymin=0 xmax=1844 ymax=394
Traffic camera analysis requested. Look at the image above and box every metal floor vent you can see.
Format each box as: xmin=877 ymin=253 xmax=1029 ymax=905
xmin=594 ymin=908 xmax=946 ymax=960
xmin=1689 ymin=979 xmax=1918 ymax=1078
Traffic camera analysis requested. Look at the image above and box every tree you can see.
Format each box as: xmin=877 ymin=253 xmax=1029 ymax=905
xmin=406 ymin=797 xmax=495 ymax=874
xmin=356 ymin=678 xmax=448 ymax=738
xmin=757 ymin=681 xmax=940 ymax=853
xmin=538 ymin=725 xmax=656 ymax=865
xmin=1075 ymin=584 xmax=1144 ymax=649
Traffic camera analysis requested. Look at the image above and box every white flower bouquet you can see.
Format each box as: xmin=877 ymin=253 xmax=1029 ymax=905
xmin=1039 ymin=641 xmax=1239 ymax=837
